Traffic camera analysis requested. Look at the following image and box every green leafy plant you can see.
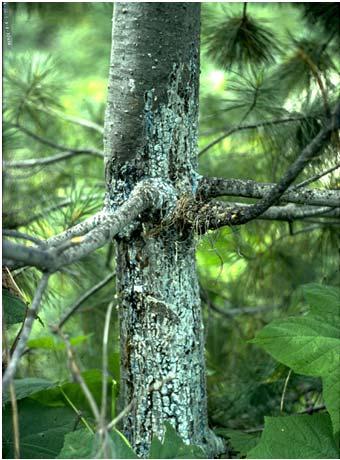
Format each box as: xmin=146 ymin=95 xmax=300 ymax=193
xmin=226 ymin=283 xmax=340 ymax=458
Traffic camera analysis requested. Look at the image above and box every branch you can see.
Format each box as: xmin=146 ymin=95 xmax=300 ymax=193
xmin=225 ymin=102 xmax=340 ymax=225
xmin=178 ymin=200 xmax=339 ymax=233
xmin=4 ymin=149 xmax=103 ymax=168
xmin=3 ymin=179 xmax=174 ymax=272
xmin=199 ymin=116 xmax=307 ymax=157
xmin=3 ymin=240 xmax=57 ymax=270
xmin=26 ymin=102 xmax=104 ymax=134
xmin=56 ymin=272 xmax=115 ymax=329
xmin=2 ymin=229 xmax=45 ymax=246
xmin=3 ymin=274 xmax=50 ymax=392
xmin=198 ymin=177 xmax=340 ymax=207
xmin=293 ymin=163 xmax=340 ymax=189
xmin=6 ymin=122 xmax=103 ymax=157
xmin=57 ymin=329 xmax=101 ymax=424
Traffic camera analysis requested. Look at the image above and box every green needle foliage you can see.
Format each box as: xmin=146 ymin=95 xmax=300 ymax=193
xmin=205 ymin=5 xmax=280 ymax=70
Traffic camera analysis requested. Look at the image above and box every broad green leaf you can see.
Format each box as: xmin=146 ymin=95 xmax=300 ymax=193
xmin=250 ymin=284 xmax=340 ymax=434
xmin=3 ymin=288 xmax=27 ymax=325
xmin=323 ymin=372 xmax=340 ymax=440
xmin=215 ymin=429 xmax=259 ymax=456
xmin=3 ymin=399 xmax=78 ymax=459
xmin=31 ymin=369 xmax=112 ymax=417
xmin=250 ymin=315 xmax=338 ymax=374
xmin=107 ymin=429 xmax=138 ymax=459
xmin=2 ymin=377 xmax=54 ymax=404
xmin=303 ymin=284 xmax=340 ymax=316
xmin=57 ymin=429 xmax=137 ymax=459
xmin=57 ymin=430 xmax=94 ymax=459
xmin=149 ymin=423 xmax=206 ymax=459
xmin=247 ymin=413 xmax=338 ymax=459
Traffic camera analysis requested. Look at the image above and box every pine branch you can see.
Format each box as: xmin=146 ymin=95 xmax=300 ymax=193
xmin=227 ymin=102 xmax=340 ymax=225
xmin=27 ymin=102 xmax=104 ymax=134
xmin=198 ymin=177 xmax=340 ymax=207
xmin=199 ymin=116 xmax=307 ymax=157
xmin=6 ymin=122 xmax=103 ymax=157
xmin=177 ymin=200 xmax=339 ymax=234
xmin=3 ymin=179 xmax=175 ymax=272
xmin=4 ymin=149 xmax=103 ymax=168
xmin=293 ymin=163 xmax=340 ymax=189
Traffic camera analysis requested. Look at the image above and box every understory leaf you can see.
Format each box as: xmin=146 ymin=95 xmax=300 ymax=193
xmin=3 ymin=399 xmax=78 ymax=459
xmin=250 ymin=284 xmax=340 ymax=434
xmin=2 ymin=377 xmax=54 ymax=404
xmin=149 ymin=423 xmax=206 ymax=459
xmin=215 ymin=428 xmax=260 ymax=456
xmin=3 ymin=288 xmax=27 ymax=326
xmin=247 ymin=413 xmax=338 ymax=459
xmin=57 ymin=428 xmax=137 ymax=459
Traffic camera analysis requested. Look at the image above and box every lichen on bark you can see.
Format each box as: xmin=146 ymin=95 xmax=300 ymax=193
xmin=103 ymin=3 xmax=223 ymax=457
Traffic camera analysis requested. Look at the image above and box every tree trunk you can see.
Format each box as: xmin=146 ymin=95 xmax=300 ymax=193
xmin=104 ymin=3 xmax=222 ymax=457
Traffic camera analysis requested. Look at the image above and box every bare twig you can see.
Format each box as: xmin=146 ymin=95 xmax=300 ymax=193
xmin=4 ymin=149 xmax=103 ymax=169
xmin=57 ymin=329 xmax=101 ymax=424
xmin=3 ymin=317 xmax=21 ymax=459
xmin=101 ymin=302 xmax=115 ymax=423
xmin=230 ymin=102 xmax=340 ymax=224
xmin=9 ymin=382 xmax=20 ymax=459
xmin=293 ymin=163 xmax=340 ymax=190
xmin=3 ymin=274 xmax=50 ymax=392
xmin=59 ymin=387 xmax=94 ymax=434
xmin=56 ymin=273 xmax=115 ymax=329
xmin=199 ymin=116 xmax=307 ymax=157
xmin=280 ymin=369 xmax=292 ymax=413
xmin=7 ymin=122 xmax=102 ymax=157
xmin=3 ymin=229 xmax=45 ymax=246
xmin=107 ymin=373 xmax=175 ymax=431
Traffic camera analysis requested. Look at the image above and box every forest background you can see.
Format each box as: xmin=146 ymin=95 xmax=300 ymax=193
xmin=2 ymin=2 xmax=339 ymax=459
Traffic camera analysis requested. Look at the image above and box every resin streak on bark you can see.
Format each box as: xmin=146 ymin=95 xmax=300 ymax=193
xmin=103 ymin=3 xmax=222 ymax=457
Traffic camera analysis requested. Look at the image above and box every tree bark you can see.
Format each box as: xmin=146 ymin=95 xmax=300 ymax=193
xmin=104 ymin=3 xmax=222 ymax=457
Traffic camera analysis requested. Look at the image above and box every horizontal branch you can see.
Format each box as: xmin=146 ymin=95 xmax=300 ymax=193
xmin=3 ymin=179 xmax=175 ymax=272
xmin=27 ymin=102 xmax=104 ymax=134
xmin=177 ymin=199 xmax=339 ymax=233
xmin=198 ymin=177 xmax=340 ymax=207
xmin=4 ymin=149 xmax=103 ymax=168
xmin=199 ymin=116 xmax=306 ymax=157
xmin=6 ymin=122 xmax=103 ymax=157
xmin=227 ymin=102 xmax=340 ymax=225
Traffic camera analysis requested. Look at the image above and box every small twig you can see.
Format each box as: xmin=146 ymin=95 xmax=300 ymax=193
xmin=107 ymin=373 xmax=175 ymax=431
xmin=7 ymin=122 xmax=102 ymax=157
xmin=60 ymin=387 xmax=94 ymax=434
xmin=101 ymin=302 xmax=115 ymax=423
xmin=56 ymin=272 xmax=115 ymax=329
xmin=57 ymin=329 xmax=101 ymax=424
xmin=2 ymin=229 xmax=45 ymax=246
xmin=3 ymin=274 xmax=50 ymax=392
xmin=26 ymin=102 xmax=104 ymax=134
xmin=293 ymin=163 xmax=340 ymax=190
xmin=3 ymin=317 xmax=20 ymax=459
xmin=199 ymin=116 xmax=307 ymax=157
xmin=299 ymin=404 xmax=326 ymax=415
xmin=280 ymin=369 xmax=292 ymax=412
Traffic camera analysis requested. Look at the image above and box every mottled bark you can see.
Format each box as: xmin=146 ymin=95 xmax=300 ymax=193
xmin=104 ymin=3 xmax=222 ymax=457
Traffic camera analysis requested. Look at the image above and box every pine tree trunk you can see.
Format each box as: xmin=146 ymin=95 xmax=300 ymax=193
xmin=104 ymin=3 xmax=222 ymax=457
